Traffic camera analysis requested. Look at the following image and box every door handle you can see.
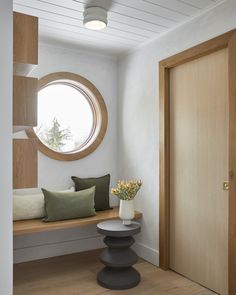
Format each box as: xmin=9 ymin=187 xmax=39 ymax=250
xmin=223 ymin=181 xmax=230 ymax=191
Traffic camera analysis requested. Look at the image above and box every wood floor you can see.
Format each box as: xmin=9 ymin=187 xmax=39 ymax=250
xmin=14 ymin=249 xmax=216 ymax=295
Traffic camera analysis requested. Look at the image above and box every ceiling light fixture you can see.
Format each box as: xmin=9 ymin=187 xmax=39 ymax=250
xmin=83 ymin=7 xmax=108 ymax=30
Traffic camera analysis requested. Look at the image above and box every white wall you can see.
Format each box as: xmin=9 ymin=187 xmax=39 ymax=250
xmin=14 ymin=43 xmax=118 ymax=263
xmin=0 ymin=0 xmax=13 ymax=293
xmin=117 ymin=0 xmax=236 ymax=265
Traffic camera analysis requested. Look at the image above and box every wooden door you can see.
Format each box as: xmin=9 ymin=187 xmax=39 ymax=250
xmin=159 ymin=30 xmax=236 ymax=295
xmin=169 ymin=48 xmax=228 ymax=294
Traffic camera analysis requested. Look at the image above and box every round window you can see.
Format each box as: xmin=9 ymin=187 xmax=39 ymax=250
xmin=26 ymin=72 xmax=108 ymax=161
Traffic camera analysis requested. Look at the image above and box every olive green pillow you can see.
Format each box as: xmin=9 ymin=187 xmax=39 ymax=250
xmin=42 ymin=187 xmax=96 ymax=222
xmin=71 ymin=174 xmax=111 ymax=211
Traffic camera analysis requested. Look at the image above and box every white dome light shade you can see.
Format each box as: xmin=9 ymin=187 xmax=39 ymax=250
xmin=83 ymin=7 xmax=108 ymax=30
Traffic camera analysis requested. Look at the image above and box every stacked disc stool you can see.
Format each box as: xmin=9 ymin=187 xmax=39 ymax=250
xmin=96 ymin=220 xmax=141 ymax=290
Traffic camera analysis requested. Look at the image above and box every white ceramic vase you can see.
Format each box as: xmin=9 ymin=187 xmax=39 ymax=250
xmin=119 ymin=199 xmax=135 ymax=225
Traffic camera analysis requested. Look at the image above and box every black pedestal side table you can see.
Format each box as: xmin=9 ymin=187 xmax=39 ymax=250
xmin=96 ymin=220 xmax=141 ymax=290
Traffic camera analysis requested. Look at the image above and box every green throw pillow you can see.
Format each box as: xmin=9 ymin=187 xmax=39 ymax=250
xmin=42 ymin=187 xmax=96 ymax=222
xmin=71 ymin=174 xmax=111 ymax=211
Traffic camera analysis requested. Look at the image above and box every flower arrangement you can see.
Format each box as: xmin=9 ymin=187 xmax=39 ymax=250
xmin=111 ymin=180 xmax=142 ymax=201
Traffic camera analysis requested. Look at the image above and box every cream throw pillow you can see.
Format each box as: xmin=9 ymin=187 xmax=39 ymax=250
xmin=13 ymin=193 xmax=45 ymax=221
xmin=13 ymin=187 xmax=75 ymax=221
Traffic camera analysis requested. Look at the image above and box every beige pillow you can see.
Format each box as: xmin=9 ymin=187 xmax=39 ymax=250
xmin=13 ymin=187 xmax=75 ymax=221
xmin=13 ymin=193 xmax=45 ymax=221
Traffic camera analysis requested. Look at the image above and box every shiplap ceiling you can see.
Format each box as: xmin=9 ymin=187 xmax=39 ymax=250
xmin=13 ymin=0 xmax=223 ymax=55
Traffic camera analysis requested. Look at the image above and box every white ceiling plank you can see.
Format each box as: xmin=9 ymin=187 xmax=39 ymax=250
xmin=176 ymin=0 xmax=218 ymax=9
xmin=40 ymin=23 xmax=132 ymax=49
xmin=143 ymin=0 xmax=200 ymax=15
xmin=108 ymin=11 xmax=166 ymax=33
xmin=15 ymin=0 xmax=84 ymax=17
xmin=40 ymin=18 xmax=146 ymax=44
xmin=113 ymin=0 xmax=189 ymax=21
xmin=107 ymin=20 xmax=157 ymax=38
xmin=39 ymin=26 xmax=130 ymax=55
xmin=109 ymin=4 xmax=175 ymax=28
xmin=40 ymin=19 xmax=140 ymax=45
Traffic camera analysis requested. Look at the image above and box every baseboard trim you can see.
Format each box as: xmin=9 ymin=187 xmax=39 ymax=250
xmin=14 ymin=236 xmax=159 ymax=266
xmin=132 ymin=242 xmax=159 ymax=266
xmin=14 ymin=235 xmax=104 ymax=264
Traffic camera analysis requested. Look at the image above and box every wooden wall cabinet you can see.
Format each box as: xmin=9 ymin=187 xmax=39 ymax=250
xmin=13 ymin=75 xmax=38 ymax=132
xmin=13 ymin=139 xmax=38 ymax=189
xmin=13 ymin=11 xmax=39 ymax=188
xmin=13 ymin=12 xmax=38 ymax=76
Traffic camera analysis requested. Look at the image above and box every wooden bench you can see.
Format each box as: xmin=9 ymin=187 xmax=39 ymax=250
xmin=13 ymin=208 xmax=142 ymax=236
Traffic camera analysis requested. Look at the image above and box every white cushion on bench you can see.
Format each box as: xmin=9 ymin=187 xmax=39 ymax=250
xmin=13 ymin=193 xmax=45 ymax=221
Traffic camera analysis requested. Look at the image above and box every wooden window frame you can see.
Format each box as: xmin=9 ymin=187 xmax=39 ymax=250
xmin=159 ymin=29 xmax=236 ymax=295
xmin=26 ymin=72 xmax=108 ymax=161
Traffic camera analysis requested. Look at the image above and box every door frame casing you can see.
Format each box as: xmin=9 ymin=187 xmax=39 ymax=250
xmin=159 ymin=29 xmax=236 ymax=295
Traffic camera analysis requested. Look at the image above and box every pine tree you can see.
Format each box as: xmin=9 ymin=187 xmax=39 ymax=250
xmin=44 ymin=118 xmax=71 ymax=151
